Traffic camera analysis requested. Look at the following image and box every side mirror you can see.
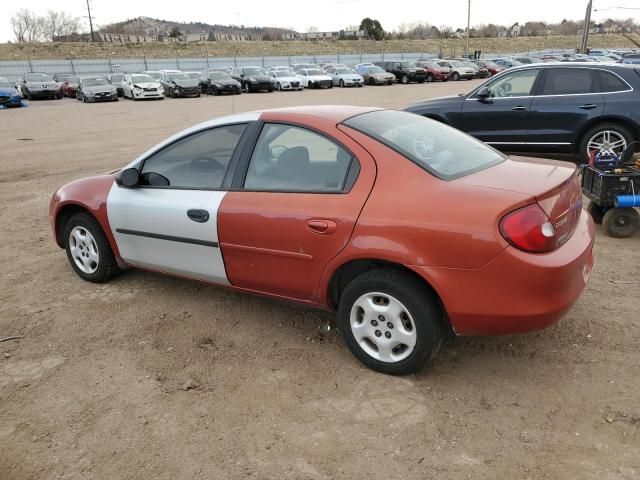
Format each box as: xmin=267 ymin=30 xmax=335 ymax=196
xmin=477 ymin=87 xmax=491 ymax=100
xmin=116 ymin=168 xmax=140 ymax=188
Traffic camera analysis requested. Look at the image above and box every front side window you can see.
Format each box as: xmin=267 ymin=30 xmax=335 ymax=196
xmin=244 ymin=124 xmax=354 ymax=192
xmin=540 ymin=68 xmax=597 ymax=95
xmin=343 ymin=110 xmax=504 ymax=180
xmin=140 ymin=124 xmax=247 ymax=189
xmin=485 ymin=69 xmax=540 ymax=98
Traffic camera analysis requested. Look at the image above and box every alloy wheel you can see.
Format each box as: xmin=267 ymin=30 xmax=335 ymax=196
xmin=587 ymin=130 xmax=628 ymax=159
xmin=68 ymin=226 xmax=99 ymax=274
xmin=349 ymin=292 xmax=417 ymax=363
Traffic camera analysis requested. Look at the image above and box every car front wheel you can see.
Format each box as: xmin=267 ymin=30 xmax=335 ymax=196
xmin=63 ymin=212 xmax=120 ymax=283
xmin=338 ymin=268 xmax=445 ymax=375
xmin=452 ymin=72 xmax=460 ymax=81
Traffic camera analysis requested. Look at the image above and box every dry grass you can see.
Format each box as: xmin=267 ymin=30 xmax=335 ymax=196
xmin=0 ymin=34 xmax=636 ymax=60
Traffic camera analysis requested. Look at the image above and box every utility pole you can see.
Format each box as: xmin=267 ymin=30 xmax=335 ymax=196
xmin=86 ymin=0 xmax=95 ymax=42
xmin=580 ymin=0 xmax=593 ymax=53
xmin=466 ymin=0 xmax=471 ymax=56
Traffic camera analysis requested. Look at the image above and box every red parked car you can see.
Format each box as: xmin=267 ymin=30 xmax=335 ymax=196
xmin=60 ymin=75 xmax=80 ymax=97
xmin=415 ymin=61 xmax=450 ymax=82
xmin=49 ymin=106 xmax=594 ymax=375
xmin=473 ymin=60 xmax=504 ymax=76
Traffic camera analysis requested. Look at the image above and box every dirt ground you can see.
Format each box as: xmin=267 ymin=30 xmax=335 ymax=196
xmin=1 ymin=81 xmax=639 ymax=480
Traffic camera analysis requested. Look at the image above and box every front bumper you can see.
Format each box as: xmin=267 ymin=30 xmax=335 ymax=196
xmin=250 ymin=82 xmax=274 ymax=91
xmin=411 ymin=209 xmax=595 ymax=336
xmin=307 ymin=80 xmax=332 ymax=88
xmin=408 ymin=72 xmax=427 ymax=82
xmin=133 ymin=89 xmax=163 ymax=99
xmin=174 ymin=87 xmax=200 ymax=97
xmin=0 ymin=95 xmax=23 ymax=107
xmin=279 ymin=81 xmax=302 ymax=90
xmin=28 ymin=89 xmax=61 ymax=98
xmin=85 ymin=92 xmax=116 ymax=102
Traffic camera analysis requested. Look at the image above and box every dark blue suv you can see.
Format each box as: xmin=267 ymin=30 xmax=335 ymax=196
xmin=405 ymin=63 xmax=640 ymax=162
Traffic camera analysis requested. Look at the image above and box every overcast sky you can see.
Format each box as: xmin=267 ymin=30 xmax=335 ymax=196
xmin=3 ymin=0 xmax=639 ymax=42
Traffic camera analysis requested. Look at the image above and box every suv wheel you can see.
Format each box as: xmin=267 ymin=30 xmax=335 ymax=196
xmin=401 ymin=74 xmax=409 ymax=84
xmin=338 ymin=268 xmax=445 ymax=375
xmin=580 ymin=123 xmax=633 ymax=163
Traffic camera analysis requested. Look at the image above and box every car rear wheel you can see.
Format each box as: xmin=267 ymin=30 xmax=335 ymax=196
xmin=580 ymin=123 xmax=633 ymax=163
xmin=426 ymin=73 xmax=434 ymax=83
xmin=401 ymin=74 xmax=409 ymax=84
xmin=63 ymin=213 xmax=120 ymax=283
xmin=338 ymin=268 xmax=445 ymax=375
xmin=602 ymin=207 xmax=639 ymax=238
xmin=586 ymin=200 xmax=605 ymax=224
xmin=452 ymin=72 xmax=460 ymax=81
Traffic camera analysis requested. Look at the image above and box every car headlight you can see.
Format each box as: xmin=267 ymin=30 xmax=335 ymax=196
xmin=248 ymin=77 xmax=257 ymax=82
xmin=85 ymin=91 xmax=95 ymax=97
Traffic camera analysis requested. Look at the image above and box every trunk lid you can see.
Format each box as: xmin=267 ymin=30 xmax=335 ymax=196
xmin=460 ymin=156 xmax=583 ymax=249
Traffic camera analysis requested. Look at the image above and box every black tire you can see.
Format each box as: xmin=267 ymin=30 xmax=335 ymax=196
xmin=579 ymin=122 xmax=634 ymax=164
xmin=57 ymin=92 xmax=63 ymax=99
xmin=426 ymin=73 xmax=434 ymax=83
xmin=369 ymin=78 xmax=375 ymax=86
xmin=586 ymin=200 xmax=605 ymax=224
xmin=452 ymin=72 xmax=460 ymax=81
xmin=602 ymin=208 xmax=639 ymax=238
xmin=337 ymin=268 xmax=445 ymax=375
xmin=401 ymin=74 xmax=409 ymax=84
xmin=339 ymin=79 xmax=345 ymax=87
xmin=26 ymin=90 xmax=33 ymax=101
xmin=63 ymin=212 xmax=121 ymax=283
xmin=244 ymin=82 xmax=251 ymax=93
xmin=276 ymin=82 xmax=281 ymax=91
xmin=328 ymin=83 xmax=333 ymax=89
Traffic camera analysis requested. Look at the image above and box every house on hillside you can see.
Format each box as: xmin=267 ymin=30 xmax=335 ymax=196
xmin=498 ymin=23 xmax=521 ymax=38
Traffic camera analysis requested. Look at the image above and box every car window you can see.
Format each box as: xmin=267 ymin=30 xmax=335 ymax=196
xmin=485 ymin=69 xmax=540 ymax=98
xmin=343 ymin=110 xmax=505 ymax=181
xmin=140 ymin=124 xmax=247 ymax=189
xmin=244 ymin=124 xmax=354 ymax=192
xmin=596 ymin=70 xmax=629 ymax=93
xmin=541 ymin=68 xmax=597 ymax=95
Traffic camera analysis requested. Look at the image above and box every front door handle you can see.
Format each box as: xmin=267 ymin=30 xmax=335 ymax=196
xmin=187 ymin=209 xmax=210 ymax=223
xmin=579 ymin=104 xmax=598 ymax=110
xmin=511 ymin=106 xmax=528 ymax=111
xmin=307 ymin=219 xmax=338 ymax=235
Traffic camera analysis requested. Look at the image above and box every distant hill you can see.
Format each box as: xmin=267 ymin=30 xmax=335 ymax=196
xmin=98 ymin=17 xmax=295 ymax=41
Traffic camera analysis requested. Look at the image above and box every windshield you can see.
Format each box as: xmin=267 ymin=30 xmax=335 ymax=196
xmin=274 ymin=72 xmax=291 ymax=77
xmin=131 ymin=75 xmax=154 ymax=83
xmin=343 ymin=110 xmax=505 ymax=180
xmin=110 ymin=74 xmax=124 ymax=82
xmin=67 ymin=76 xmax=79 ymax=83
xmin=210 ymin=72 xmax=230 ymax=80
xmin=400 ymin=62 xmax=417 ymax=68
xmin=482 ymin=61 xmax=498 ymax=68
xmin=186 ymin=72 xmax=201 ymax=79
xmin=146 ymin=72 xmax=162 ymax=79
xmin=336 ymin=68 xmax=352 ymax=74
xmin=307 ymin=69 xmax=324 ymax=76
xmin=26 ymin=73 xmax=53 ymax=82
xmin=243 ymin=68 xmax=264 ymax=76
xmin=447 ymin=60 xmax=463 ymax=67
xmin=168 ymin=73 xmax=191 ymax=81
xmin=82 ymin=78 xmax=108 ymax=86
xmin=367 ymin=66 xmax=384 ymax=73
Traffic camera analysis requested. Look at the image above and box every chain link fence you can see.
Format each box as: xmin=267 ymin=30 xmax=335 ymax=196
xmin=0 ymin=49 xmax=577 ymax=83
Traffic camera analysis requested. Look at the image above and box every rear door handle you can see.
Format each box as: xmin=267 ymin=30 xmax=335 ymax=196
xmin=511 ymin=106 xmax=528 ymax=111
xmin=579 ymin=104 xmax=598 ymax=110
xmin=187 ymin=209 xmax=210 ymax=223
xmin=307 ymin=219 xmax=338 ymax=235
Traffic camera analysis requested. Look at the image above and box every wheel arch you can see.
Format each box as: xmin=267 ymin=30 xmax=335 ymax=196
xmin=574 ymin=116 xmax=640 ymax=154
xmin=54 ymin=203 xmax=97 ymax=248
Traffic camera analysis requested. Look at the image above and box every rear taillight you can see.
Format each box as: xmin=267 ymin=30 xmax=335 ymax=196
xmin=499 ymin=204 xmax=556 ymax=253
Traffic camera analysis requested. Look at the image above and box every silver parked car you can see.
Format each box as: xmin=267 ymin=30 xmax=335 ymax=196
xmin=76 ymin=77 xmax=118 ymax=103
xmin=18 ymin=72 xmax=62 ymax=100
xmin=325 ymin=66 xmax=364 ymax=87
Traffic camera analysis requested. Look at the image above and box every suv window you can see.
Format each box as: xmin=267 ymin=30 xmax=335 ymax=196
xmin=541 ymin=68 xmax=597 ymax=95
xmin=596 ymin=70 xmax=629 ymax=93
xmin=485 ymin=69 xmax=540 ymax=98
xmin=244 ymin=124 xmax=354 ymax=192
xmin=140 ymin=124 xmax=247 ymax=189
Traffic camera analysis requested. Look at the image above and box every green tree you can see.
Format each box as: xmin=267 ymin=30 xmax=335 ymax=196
xmin=359 ymin=17 xmax=384 ymax=40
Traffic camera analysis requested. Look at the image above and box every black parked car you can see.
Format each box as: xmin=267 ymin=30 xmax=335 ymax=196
xmin=231 ymin=67 xmax=274 ymax=93
xmin=374 ymin=61 xmax=427 ymax=84
xmin=405 ymin=63 xmax=640 ymax=162
xmin=200 ymin=71 xmax=242 ymax=95
xmin=159 ymin=72 xmax=201 ymax=98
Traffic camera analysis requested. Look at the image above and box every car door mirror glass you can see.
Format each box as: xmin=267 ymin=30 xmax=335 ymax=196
xmin=119 ymin=168 xmax=140 ymax=188
xmin=141 ymin=172 xmax=170 ymax=187
xmin=477 ymin=86 xmax=491 ymax=99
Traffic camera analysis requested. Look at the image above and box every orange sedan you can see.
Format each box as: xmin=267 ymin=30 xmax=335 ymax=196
xmin=49 ymin=106 xmax=594 ymax=375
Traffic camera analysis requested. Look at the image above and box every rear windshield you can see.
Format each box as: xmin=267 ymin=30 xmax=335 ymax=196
xmin=343 ymin=110 xmax=505 ymax=180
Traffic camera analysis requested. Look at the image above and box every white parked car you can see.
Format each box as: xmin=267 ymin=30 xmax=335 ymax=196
xmin=267 ymin=66 xmax=293 ymax=74
xmin=269 ymin=71 xmax=303 ymax=91
xmin=436 ymin=60 xmax=476 ymax=81
xmin=295 ymin=69 xmax=333 ymax=89
xmin=325 ymin=66 xmax=364 ymax=87
xmin=122 ymin=74 xmax=164 ymax=101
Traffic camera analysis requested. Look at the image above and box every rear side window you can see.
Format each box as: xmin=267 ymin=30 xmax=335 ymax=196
xmin=343 ymin=110 xmax=505 ymax=180
xmin=596 ymin=70 xmax=629 ymax=92
xmin=541 ymin=68 xmax=597 ymax=95
xmin=244 ymin=124 xmax=354 ymax=192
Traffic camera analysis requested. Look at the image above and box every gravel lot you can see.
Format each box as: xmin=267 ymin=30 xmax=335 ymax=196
xmin=1 ymin=81 xmax=639 ymax=480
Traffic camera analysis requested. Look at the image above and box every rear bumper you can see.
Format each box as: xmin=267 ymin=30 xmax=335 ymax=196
xmin=411 ymin=209 xmax=595 ymax=335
